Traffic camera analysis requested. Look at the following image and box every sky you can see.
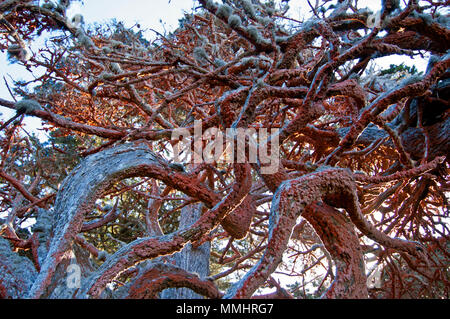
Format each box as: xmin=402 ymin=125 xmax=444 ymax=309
xmin=0 ymin=0 xmax=429 ymax=140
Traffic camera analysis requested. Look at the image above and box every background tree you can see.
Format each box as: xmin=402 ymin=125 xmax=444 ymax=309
xmin=0 ymin=0 xmax=448 ymax=299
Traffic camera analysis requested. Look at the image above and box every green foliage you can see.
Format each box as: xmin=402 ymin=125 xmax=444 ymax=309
xmin=379 ymin=63 xmax=423 ymax=77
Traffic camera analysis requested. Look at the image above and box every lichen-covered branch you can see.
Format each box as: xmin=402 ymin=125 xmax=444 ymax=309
xmin=27 ymin=142 xmax=251 ymax=298
xmin=225 ymin=167 xmax=423 ymax=298
xmin=302 ymin=203 xmax=367 ymax=299
xmin=123 ymin=262 xmax=222 ymax=299
xmin=77 ymin=162 xmax=251 ymax=298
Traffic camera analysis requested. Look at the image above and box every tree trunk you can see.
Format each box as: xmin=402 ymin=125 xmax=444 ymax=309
xmin=161 ymin=203 xmax=211 ymax=299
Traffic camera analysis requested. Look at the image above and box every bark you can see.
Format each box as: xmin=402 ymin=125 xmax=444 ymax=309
xmin=303 ymin=203 xmax=367 ymax=299
xmin=161 ymin=203 xmax=211 ymax=299
xmin=337 ymin=116 xmax=450 ymax=160
xmin=226 ymin=167 xmax=422 ymax=298
xmin=26 ymin=142 xmax=251 ymax=298
xmin=0 ymin=237 xmax=37 ymax=298
xmin=125 ymin=263 xmax=222 ymax=299
xmin=74 ymin=162 xmax=251 ymax=298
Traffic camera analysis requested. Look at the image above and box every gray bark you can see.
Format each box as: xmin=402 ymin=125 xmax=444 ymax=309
xmin=0 ymin=237 xmax=37 ymax=298
xmin=27 ymin=142 xmax=207 ymax=298
xmin=161 ymin=203 xmax=211 ymax=299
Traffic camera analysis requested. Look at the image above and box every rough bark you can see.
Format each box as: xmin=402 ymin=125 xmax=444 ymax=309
xmin=0 ymin=237 xmax=37 ymax=298
xmin=125 ymin=263 xmax=222 ymax=299
xmin=225 ymin=167 xmax=422 ymax=298
xmin=303 ymin=203 xmax=367 ymax=299
xmin=161 ymin=203 xmax=211 ymax=299
xmin=74 ymin=162 xmax=251 ymax=298
xmin=27 ymin=142 xmax=251 ymax=298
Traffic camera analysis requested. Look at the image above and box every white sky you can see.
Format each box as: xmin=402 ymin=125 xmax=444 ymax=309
xmin=0 ymin=0 xmax=429 ymax=139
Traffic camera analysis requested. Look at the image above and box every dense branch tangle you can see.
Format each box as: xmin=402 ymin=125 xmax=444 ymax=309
xmin=0 ymin=0 xmax=448 ymax=299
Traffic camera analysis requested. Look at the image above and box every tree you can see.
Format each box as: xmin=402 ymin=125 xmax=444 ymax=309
xmin=0 ymin=0 xmax=448 ymax=299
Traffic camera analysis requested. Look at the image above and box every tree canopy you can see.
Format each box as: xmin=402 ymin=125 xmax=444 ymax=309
xmin=0 ymin=0 xmax=448 ymax=299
